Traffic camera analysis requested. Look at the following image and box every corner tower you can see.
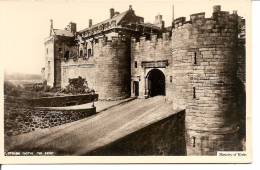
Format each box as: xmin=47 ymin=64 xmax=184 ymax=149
xmin=172 ymin=5 xmax=243 ymax=155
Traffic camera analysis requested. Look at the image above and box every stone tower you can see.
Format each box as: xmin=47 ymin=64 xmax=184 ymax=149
xmin=94 ymin=35 xmax=131 ymax=100
xmin=172 ymin=5 xmax=243 ymax=155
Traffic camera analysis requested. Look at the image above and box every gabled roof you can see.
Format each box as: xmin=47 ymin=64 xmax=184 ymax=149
xmin=52 ymin=29 xmax=74 ymax=37
xmin=79 ymin=10 xmax=129 ymax=33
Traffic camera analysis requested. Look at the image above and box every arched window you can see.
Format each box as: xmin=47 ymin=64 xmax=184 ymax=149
xmin=88 ymin=49 xmax=92 ymax=57
xmin=64 ymin=51 xmax=70 ymax=60
xmin=80 ymin=50 xmax=83 ymax=57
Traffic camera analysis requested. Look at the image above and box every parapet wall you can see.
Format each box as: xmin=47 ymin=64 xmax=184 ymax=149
xmin=5 ymin=102 xmax=96 ymax=136
xmin=131 ymin=33 xmax=172 ymax=65
xmin=171 ymin=6 xmax=243 ymax=155
xmin=87 ymin=110 xmax=186 ymax=156
xmin=26 ymin=94 xmax=98 ymax=107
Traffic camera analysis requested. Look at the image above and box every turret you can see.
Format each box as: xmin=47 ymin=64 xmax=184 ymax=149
xmin=49 ymin=19 xmax=53 ymax=36
xmin=110 ymin=8 xmax=115 ymax=18
xmin=171 ymin=5 xmax=243 ymax=155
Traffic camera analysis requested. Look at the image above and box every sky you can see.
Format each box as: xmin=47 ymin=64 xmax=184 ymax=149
xmin=0 ymin=0 xmax=249 ymax=74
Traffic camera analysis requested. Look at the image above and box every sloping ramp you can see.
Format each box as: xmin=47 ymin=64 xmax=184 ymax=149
xmin=5 ymin=96 xmax=183 ymax=155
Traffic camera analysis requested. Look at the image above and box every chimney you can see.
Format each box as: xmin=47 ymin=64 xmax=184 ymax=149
xmin=89 ymin=19 xmax=92 ymax=28
xmin=213 ymin=5 xmax=221 ymax=13
xmin=50 ymin=19 xmax=53 ymax=36
xmin=68 ymin=22 xmax=77 ymax=33
xmin=110 ymin=8 xmax=115 ymax=18
xmin=129 ymin=5 xmax=133 ymax=10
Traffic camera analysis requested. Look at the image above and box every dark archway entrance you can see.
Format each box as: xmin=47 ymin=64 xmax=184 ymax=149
xmin=147 ymin=69 xmax=165 ymax=97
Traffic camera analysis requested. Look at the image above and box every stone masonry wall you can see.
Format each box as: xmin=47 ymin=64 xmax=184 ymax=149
xmin=5 ymin=101 xmax=96 ymax=136
xmin=95 ymin=37 xmax=131 ymax=100
xmin=237 ymin=38 xmax=246 ymax=84
xmin=26 ymin=94 xmax=98 ymax=107
xmin=86 ymin=110 xmax=186 ymax=156
xmin=172 ymin=6 xmax=243 ymax=155
xmin=44 ymin=37 xmax=55 ymax=86
xmin=61 ymin=56 xmax=96 ymax=89
xmin=60 ymin=36 xmax=131 ymax=100
xmin=131 ymin=33 xmax=173 ymax=100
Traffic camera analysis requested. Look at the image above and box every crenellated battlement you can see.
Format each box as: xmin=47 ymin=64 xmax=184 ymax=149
xmin=92 ymin=35 xmax=129 ymax=49
xmin=173 ymin=5 xmax=239 ymax=32
xmin=131 ymin=32 xmax=171 ymax=49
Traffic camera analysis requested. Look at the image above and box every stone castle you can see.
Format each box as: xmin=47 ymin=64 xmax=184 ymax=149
xmin=42 ymin=5 xmax=246 ymax=155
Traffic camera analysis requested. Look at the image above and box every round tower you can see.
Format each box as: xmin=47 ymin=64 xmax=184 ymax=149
xmin=172 ymin=6 xmax=243 ymax=155
xmin=95 ymin=36 xmax=131 ymax=100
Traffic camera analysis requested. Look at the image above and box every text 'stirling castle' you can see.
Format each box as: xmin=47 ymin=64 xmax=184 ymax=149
xmin=42 ymin=5 xmax=246 ymax=155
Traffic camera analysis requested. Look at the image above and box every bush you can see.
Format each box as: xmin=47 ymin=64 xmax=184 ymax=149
xmin=4 ymin=81 xmax=21 ymax=97
xmin=63 ymin=76 xmax=92 ymax=94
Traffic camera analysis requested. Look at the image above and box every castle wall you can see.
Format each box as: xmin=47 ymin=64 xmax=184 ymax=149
xmin=131 ymin=33 xmax=172 ymax=100
xmin=54 ymin=39 xmax=74 ymax=88
xmin=237 ymin=39 xmax=246 ymax=84
xmin=86 ymin=110 xmax=186 ymax=156
xmin=61 ymin=58 xmax=96 ymax=90
xmin=60 ymin=35 xmax=131 ymax=100
xmin=95 ymin=36 xmax=131 ymax=100
xmin=171 ymin=8 xmax=243 ymax=155
xmin=44 ymin=37 xmax=55 ymax=87
xmin=43 ymin=5 xmax=245 ymax=155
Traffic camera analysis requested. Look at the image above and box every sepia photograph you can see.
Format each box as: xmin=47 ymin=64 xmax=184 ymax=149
xmin=0 ymin=0 xmax=251 ymax=163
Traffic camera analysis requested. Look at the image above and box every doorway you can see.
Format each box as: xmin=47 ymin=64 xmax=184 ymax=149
xmin=133 ymin=81 xmax=139 ymax=97
xmin=147 ymin=69 xmax=165 ymax=97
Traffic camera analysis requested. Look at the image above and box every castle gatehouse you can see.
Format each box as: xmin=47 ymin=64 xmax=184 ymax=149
xmin=42 ymin=5 xmax=246 ymax=155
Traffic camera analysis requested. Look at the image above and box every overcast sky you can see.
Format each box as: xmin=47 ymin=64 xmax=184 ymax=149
xmin=0 ymin=0 xmax=249 ymax=74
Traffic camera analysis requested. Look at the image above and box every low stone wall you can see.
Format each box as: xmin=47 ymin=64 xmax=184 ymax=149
xmin=86 ymin=110 xmax=186 ymax=156
xmin=5 ymin=102 xmax=96 ymax=136
xmin=26 ymin=94 xmax=98 ymax=107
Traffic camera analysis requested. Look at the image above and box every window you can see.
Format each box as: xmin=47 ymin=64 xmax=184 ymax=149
xmin=134 ymin=61 xmax=137 ymax=68
xmin=192 ymin=137 xmax=196 ymax=147
xmin=193 ymin=87 xmax=196 ymax=99
xmin=80 ymin=50 xmax=83 ymax=57
xmin=64 ymin=51 xmax=70 ymax=60
xmin=170 ymin=76 xmax=173 ymax=83
xmin=48 ymin=61 xmax=51 ymax=70
xmin=46 ymin=48 xmax=48 ymax=54
xmin=58 ymin=48 xmax=62 ymax=53
xmin=88 ymin=49 xmax=92 ymax=57
xmin=193 ymin=52 xmax=197 ymax=65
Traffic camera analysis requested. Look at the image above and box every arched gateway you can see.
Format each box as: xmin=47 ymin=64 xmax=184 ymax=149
xmin=146 ymin=69 xmax=165 ymax=97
